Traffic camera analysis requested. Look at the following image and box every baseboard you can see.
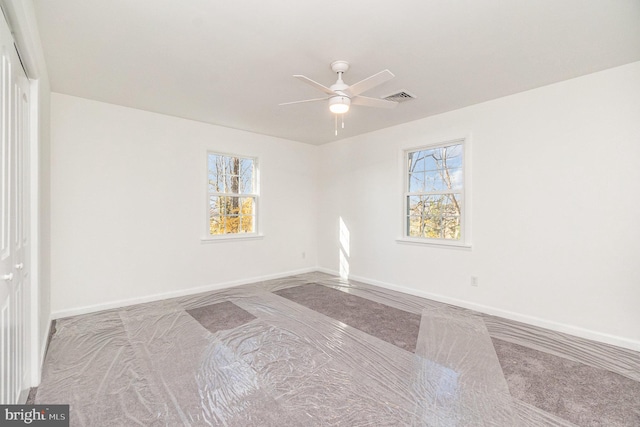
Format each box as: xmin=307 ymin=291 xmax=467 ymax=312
xmin=18 ymin=388 xmax=30 ymax=405
xmin=51 ymin=267 xmax=317 ymax=319
xmin=39 ymin=321 xmax=49 ymax=366
xmin=50 ymin=266 xmax=640 ymax=352
xmin=39 ymin=317 xmax=52 ymax=368
xmin=29 ymin=315 xmax=52 ymax=388
xmin=317 ymin=267 xmax=640 ymax=352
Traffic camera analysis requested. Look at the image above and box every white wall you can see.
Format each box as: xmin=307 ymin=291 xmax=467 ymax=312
xmin=317 ymin=61 xmax=640 ymax=350
xmin=50 ymin=93 xmax=317 ymax=316
xmin=51 ymin=62 xmax=640 ymax=350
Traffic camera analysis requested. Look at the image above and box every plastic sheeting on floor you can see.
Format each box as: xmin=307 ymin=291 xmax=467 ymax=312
xmin=36 ymin=273 xmax=584 ymax=426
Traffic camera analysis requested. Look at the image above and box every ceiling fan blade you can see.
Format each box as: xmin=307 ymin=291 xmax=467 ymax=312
xmin=346 ymin=70 xmax=395 ymax=96
xmin=294 ymin=75 xmax=336 ymax=96
xmin=351 ymin=96 xmax=398 ymax=109
xmin=279 ymin=97 xmax=329 ymax=106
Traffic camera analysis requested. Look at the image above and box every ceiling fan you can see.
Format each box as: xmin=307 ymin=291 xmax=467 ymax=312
xmin=280 ymin=60 xmax=398 ymax=114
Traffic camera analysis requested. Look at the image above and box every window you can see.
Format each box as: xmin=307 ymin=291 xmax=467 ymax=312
xmin=207 ymin=152 xmax=258 ymax=237
xmin=403 ymin=139 xmax=468 ymax=245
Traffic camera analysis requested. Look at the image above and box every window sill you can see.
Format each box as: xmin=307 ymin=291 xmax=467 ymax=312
xmin=396 ymin=237 xmax=472 ymax=250
xmin=201 ymin=234 xmax=264 ymax=243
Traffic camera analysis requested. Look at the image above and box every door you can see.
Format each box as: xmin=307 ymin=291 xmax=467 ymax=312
xmin=1 ymin=9 xmax=31 ymax=404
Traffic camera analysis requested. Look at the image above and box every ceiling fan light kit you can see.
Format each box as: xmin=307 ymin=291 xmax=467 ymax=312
xmin=329 ymin=96 xmax=350 ymax=114
xmin=280 ymin=60 xmax=399 ymax=135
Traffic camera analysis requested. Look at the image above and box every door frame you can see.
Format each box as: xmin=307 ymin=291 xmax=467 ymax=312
xmin=0 ymin=0 xmax=49 ymax=389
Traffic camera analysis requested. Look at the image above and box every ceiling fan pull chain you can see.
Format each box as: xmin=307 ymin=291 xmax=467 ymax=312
xmin=342 ymin=114 xmax=345 ymax=129
xmin=335 ymin=115 xmax=338 ymax=136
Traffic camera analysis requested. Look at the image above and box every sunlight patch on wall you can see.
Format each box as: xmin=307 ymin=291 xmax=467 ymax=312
xmin=339 ymin=217 xmax=350 ymax=279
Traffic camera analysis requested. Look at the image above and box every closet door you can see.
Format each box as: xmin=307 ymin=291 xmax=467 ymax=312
xmin=1 ymin=9 xmax=31 ymax=404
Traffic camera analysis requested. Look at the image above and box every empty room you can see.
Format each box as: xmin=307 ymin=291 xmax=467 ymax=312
xmin=1 ymin=0 xmax=639 ymax=425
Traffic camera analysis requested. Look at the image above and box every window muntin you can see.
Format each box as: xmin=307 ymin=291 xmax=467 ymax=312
xmin=207 ymin=153 xmax=257 ymax=236
xmin=405 ymin=141 xmax=465 ymax=242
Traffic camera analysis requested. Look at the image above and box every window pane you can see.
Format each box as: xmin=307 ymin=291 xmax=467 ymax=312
xmin=208 ymin=172 xmax=219 ymax=192
xmin=408 ymin=152 xmax=424 ymax=173
xmin=448 ymin=167 xmax=463 ymax=190
xmin=407 ymin=215 xmax=422 ymax=237
xmin=422 ymin=167 xmax=463 ymax=191
xmin=224 ymin=215 xmax=240 ymax=233
xmin=208 ymin=154 xmax=221 ymax=171
xmin=422 ymin=216 xmax=440 ymax=238
xmin=409 ymin=144 xmax=462 ymax=170
xmin=240 ymin=197 xmax=254 ymax=215
xmin=209 ymin=215 xmax=223 ymax=235
xmin=239 ymin=158 xmax=254 ymax=194
xmin=441 ymin=215 xmax=461 ymax=240
xmin=408 ymin=194 xmax=462 ymax=218
xmin=408 ymin=172 xmax=425 ymax=192
xmin=209 ymin=195 xmax=223 ymax=235
xmin=208 ymin=155 xmax=223 ymax=192
xmin=224 ymin=174 xmax=240 ymax=193
xmin=240 ymin=216 xmax=253 ymax=233
xmin=228 ymin=197 xmax=242 ymax=215
xmin=444 ymin=194 xmax=461 ymax=216
xmin=209 ymin=196 xmax=226 ymax=235
xmin=421 ymin=151 xmax=439 ymax=172
xmin=409 ymin=149 xmax=438 ymax=172
xmin=407 ymin=215 xmax=440 ymax=238
xmin=427 ymin=194 xmax=460 ymax=217
xmin=423 ymin=170 xmax=444 ymax=191
xmin=443 ymin=144 xmax=463 ymax=160
xmin=407 ymin=195 xmax=425 ymax=216
xmin=444 ymin=151 xmax=462 ymax=169
xmin=209 ymin=196 xmax=220 ymax=216
xmin=223 ymin=156 xmax=235 ymax=176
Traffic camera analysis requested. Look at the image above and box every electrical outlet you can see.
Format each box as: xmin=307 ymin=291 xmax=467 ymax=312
xmin=471 ymin=276 xmax=479 ymax=287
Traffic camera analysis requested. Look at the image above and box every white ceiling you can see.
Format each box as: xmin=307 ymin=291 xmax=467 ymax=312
xmin=33 ymin=0 xmax=640 ymax=145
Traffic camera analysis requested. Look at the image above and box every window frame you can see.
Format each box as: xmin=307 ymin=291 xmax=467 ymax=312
xmin=202 ymin=151 xmax=262 ymax=242
xmin=398 ymin=137 xmax=471 ymax=249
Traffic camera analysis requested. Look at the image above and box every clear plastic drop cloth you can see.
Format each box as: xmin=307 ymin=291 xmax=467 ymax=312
xmin=34 ymin=273 xmax=574 ymax=426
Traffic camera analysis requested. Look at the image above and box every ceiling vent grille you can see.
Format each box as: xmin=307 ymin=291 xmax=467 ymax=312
xmin=382 ymin=91 xmax=416 ymax=103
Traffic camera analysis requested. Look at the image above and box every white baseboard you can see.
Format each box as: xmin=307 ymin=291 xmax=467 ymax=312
xmin=39 ymin=318 xmax=50 ymax=364
xmin=317 ymin=267 xmax=640 ymax=352
xmin=35 ymin=318 xmax=51 ymax=384
xmin=51 ymin=267 xmax=317 ymax=319
xmin=50 ymin=266 xmax=640 ymax=352
xmin=18 ymin=388 xmax=30 ymax=404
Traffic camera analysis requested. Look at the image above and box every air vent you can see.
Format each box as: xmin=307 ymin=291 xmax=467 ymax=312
xmin=382 ymin=91 xmax=416 ymax=103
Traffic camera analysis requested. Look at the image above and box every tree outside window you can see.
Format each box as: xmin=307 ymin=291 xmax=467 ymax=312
xmin=207 ymin=153 xmax=257 ymax=236
xmin=406 ymin=141 xmax=464 ymax=241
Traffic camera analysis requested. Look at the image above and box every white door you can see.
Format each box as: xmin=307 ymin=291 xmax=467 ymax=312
xmin=1 ymin=10 xmax=31 ymax=405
